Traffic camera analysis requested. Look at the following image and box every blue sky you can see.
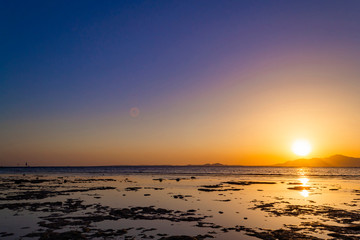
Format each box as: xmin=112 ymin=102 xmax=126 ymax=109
xmin=1 ymin=1 xmax=360 ymax=165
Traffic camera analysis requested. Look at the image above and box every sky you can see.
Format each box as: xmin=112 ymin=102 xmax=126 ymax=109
xmin=1 ymin=0 xmax=360 ymax=166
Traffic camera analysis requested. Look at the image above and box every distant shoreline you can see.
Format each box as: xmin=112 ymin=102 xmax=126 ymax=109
xmin=1 ymin=165 xmax=360 ymax=168
xmin=2 ymin=155 xmax=360 ymax=168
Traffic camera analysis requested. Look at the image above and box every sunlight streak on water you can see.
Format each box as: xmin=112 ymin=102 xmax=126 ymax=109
xmin=1 ymin=166 xmax=360 ymax=179
xmin=299 ymin=177 xmax=309 ymax=185
xmin=300 ymin=189 xmax=309 ymax=197
xmin=297 ymin=168 xmax=307 ymax=176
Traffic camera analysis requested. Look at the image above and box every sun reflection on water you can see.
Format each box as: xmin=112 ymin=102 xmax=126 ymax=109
xmin=299 ymin=177 xmax=309 ymax=186
xmin=297 ymin=168 xmax=307 ymax=176
xmin=297 ymin=176 xmax=310 ymax=197
xmin=300 ymin=189 xmax=309 ymax=197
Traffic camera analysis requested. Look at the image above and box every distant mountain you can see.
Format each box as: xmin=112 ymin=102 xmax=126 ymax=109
xmin=186 ymin=163 xmax=226 ymax=167
xmin=275 ymin=155 xmax=360 ymax=167
xmin=203 ymin=163 xmax=225 ymax=166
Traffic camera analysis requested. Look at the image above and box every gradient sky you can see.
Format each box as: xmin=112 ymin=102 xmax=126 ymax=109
xmin=2 ymin=0 xmax=360 ymax=166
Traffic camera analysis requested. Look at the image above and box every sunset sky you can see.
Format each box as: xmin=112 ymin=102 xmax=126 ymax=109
xmin=1 ymin=0 xmax=360 ymax=166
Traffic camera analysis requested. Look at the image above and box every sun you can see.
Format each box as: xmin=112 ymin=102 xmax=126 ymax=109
xmin=292 ymin=139 xmax=312 ymax=156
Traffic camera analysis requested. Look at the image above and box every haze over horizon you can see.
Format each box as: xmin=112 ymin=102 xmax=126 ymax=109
xmin=2 ymin=1 xmax=360 ymax=166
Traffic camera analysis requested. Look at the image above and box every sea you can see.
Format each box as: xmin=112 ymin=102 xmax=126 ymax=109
xmin=0 ymin=166 xmax=359 ymax=178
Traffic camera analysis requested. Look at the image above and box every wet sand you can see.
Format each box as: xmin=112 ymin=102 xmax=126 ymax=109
xmin=0 ymin=174 xmax=359 ymax=239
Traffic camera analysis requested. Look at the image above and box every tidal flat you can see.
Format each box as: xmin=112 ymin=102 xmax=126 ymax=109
xmin=0 ymin=173 xmax=359 ymax=239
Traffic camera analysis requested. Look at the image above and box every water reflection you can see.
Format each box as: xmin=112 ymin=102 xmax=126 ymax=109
xmin=297 ymin=168 xmax=308 ymax=176
xmin=300 ymin=189 xmax=309 ymax=197
xmin=298 ymin=177 xmax=310 ymax=197
xmin=299 ymin=177 xmax=309 ymax=186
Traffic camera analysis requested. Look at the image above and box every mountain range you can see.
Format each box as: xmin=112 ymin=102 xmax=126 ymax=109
xmin=275 ymin=155 xmax=360 ymax=167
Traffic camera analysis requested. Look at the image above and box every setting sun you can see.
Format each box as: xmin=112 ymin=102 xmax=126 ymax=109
xmin=292 ymin=139 xmax=312 ymax=156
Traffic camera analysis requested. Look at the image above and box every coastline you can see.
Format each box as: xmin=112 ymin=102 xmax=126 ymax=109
xmin=0 ymin=170 xmax=359 ymax=239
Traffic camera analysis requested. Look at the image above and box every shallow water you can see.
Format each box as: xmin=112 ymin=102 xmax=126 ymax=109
xmin=1 ymin=166 xmax=360 ymax=178
xmin=0 ymin=169 xmax=359 ymax=239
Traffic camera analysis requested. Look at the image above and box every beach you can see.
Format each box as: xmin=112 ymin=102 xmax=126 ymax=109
xmin=0 ymin=167 xmax=359 ymax=239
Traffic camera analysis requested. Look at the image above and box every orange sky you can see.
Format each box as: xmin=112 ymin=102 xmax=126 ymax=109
xmin=2 ymin=50 xmax=360 ymax=166
xmin=2 ymin=2 xmax=360 ymax=166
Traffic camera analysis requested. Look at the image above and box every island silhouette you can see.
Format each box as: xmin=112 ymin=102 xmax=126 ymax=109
xmin=275 ymin=154 xmax=360 ymax=167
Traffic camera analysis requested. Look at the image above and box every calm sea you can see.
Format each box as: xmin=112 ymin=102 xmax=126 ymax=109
xmin=0 ymin=166 xmax=359 ymax=178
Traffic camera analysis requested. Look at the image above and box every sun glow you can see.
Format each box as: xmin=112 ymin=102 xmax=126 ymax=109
xmin=292 ymin=139 xmax=312 ymax=156
xmin=299 ymin=177 xmax=309 ymax=185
